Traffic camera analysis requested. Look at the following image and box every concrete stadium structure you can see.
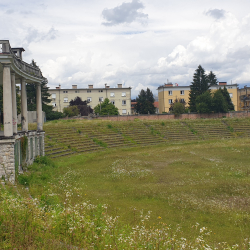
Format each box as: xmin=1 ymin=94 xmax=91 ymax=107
xmin=0 ymin=40 xmax=46 ymax=183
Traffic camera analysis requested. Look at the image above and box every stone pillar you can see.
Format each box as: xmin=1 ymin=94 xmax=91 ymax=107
xmin=36 ymin=83 xmax=43 ymax=130
xmin=21 ymin=78 xmax=28 ymax=132
xmin=11 ymin=73 xmax=17 ymax=134
xmin=2 ymin=63 xmax=13 ymax=137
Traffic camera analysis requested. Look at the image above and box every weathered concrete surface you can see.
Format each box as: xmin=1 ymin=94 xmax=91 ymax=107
xmin=11 ymin=73 xmax=17 ymax=134
xmin=0 ymin=138 xmax=15 ymax=183
xmin=0 ymin=131 xmax=45 ymax=183
xmin=21 ymin=78 xmax=28 ymax=132
xmin=2 ymin=63 xmax=13 ymax=136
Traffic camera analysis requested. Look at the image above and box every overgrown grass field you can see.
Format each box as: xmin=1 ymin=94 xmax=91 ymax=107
xmin=1 ymin=120 xmax=250 ymax=249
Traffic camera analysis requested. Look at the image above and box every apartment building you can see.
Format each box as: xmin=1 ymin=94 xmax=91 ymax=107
xmin=48 ymin=84 xmax=132 ymax=115
xmin=237 ymin=86 xmax=250 ymax=111
xmin=158 ymin=82 xmax=238 ymax=113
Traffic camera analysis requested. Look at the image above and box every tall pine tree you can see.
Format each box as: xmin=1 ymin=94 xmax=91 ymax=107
xmin=189 ymin=65 xmax=209 ymax=112
xmin=135 ymin=88 xmax=156 ymax=114
xmin=221 ymin=87 xmax=234 ymax=111
xmin=207 ymin=71 xmax=218 ymax=86
xmin=26 ymin=80 xmax=51 ymax=111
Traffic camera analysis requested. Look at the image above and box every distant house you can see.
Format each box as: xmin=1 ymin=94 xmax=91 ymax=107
xmin=48 ymin=84 xmax=132 ymax=115
xmin=237 ymin=86 xmax=250 ymax=111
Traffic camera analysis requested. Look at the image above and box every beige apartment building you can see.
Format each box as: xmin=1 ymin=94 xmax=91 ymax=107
xmin=48 ymin=84 xmax=132 ymax=115
xmin=158 ymin=82 xmax=238 ymax=113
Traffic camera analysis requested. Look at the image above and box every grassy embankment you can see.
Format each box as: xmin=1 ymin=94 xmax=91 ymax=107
xmin=1 ymin=118 xmax=250 ymax=249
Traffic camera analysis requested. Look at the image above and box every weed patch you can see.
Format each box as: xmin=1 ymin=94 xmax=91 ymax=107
xmin=93 ymin=138 xmax=107 ymax=147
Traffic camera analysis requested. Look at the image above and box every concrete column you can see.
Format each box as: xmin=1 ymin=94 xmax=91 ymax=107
xmin=36 ymin=83 xmax=43 ymax=130
xmin=11 ymin=73 xmax=17 ymax=134
xmin=21 ymin=78 xmax=28 ymax=131
xmin=2 ymin=63 xmax=13 ymax=137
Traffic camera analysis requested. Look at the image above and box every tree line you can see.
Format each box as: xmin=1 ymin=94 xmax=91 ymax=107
xmin=188 ymin=65 xmax=234 ymax=113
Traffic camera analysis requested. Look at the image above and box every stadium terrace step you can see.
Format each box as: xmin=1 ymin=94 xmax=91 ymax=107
xmin=43 ymin=118 xmax=250 ymax=158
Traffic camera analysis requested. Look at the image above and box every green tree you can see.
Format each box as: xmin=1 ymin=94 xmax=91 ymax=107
xmin=94 ymin=98 xmax=119 ymax=115
xmin=189 ymin=65 xmax=209 ymax=112
xmin=196 ymin=91 xmax=213 ymax=113
xmin=212 ymin=89 xmax=228 ymax=113
xmin=173 ymin=102 xmax=185 ymax=116
xmin=169 ymin=98 xmax=186 ymax=115
xmin=221 ymin=87 xmax=234 ymax=111
xmin=16 ymin=86 xmax=21 ymax=115
xmin=63 ymin=106 xmax=79 ymax=117
xmin=69 ymin=96 xmax=93 ymax=116
xmin=26 ymin=81 xmax=51 ymax=111
xmin=134 ymin=88 xmax=156 ymax=114
xmin=207 ymin=71 xmax=218 ymax=86
xmin=26 ymin=80 xmax=64 ymax=121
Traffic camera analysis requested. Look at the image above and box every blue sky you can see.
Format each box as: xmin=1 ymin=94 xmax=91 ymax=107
xmin=1 ymin=0 xmax=250 ymax=98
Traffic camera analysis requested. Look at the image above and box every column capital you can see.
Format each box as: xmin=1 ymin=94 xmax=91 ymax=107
xmin=1 ymin=62 xmax=11 ymax=68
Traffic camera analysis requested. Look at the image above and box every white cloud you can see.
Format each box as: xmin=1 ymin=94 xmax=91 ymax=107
xmin=102 ymin=0 xmax=148 ymax=26
xmin=24 ymin=27 xmax=58 ymax=44
xmin=2 ymin=0 xmax=250 ymax=99
xmin=205 ymin=9 xmax=226 ymax=19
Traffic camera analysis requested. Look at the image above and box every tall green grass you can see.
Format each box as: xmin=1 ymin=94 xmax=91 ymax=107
xmin=1 ymin=138 xmax=250 ymax=248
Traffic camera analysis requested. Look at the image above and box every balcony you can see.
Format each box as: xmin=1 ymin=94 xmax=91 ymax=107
xmin=240 ymin=95 xmax=250 ymax=101
xmin=0 ymin=40 xmax=45 ymax=81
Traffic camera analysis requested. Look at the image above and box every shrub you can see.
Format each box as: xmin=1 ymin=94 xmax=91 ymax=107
xmin=173 ymin=102 xmax=185 ymax=116
xmin=63 ymin=106 xmax=79 ymax=117
xmin=34 ymin=156 xmax=55 ymax=168
xmin=17 ymin=174 xmax=31 ymax=186
xmin=46 ymin=110 xmax=64 ymax=121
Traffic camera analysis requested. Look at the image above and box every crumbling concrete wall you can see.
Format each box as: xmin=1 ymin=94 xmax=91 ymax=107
xmin=0 ymin=139 xmax=15 ymax=183
xmin=0 ymin=131 xmax=45 ymax=184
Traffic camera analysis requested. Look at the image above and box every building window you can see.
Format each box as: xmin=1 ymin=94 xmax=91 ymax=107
xmin=87 ymin=90 xmax=91 ymax=93
xmin=87 ymin=97 xmax=92 ymax=102
xmin=63 ymin=91 xmax=68 ymax=93
xmin=110 ymin=92 xmax=115 ymax=97
xmin=122 ymin=109 xmax=127 ymax=114
xmin=64 ymin=97 xmax=68 ymax=103
xmin=52 ymin=102 xmax=56 ymax=107
xmin=169 ymin=99 xmax=173 ymax=104
xmin=122 ymin=100 xmax=126 ymax=105
xmin=169 ymin=91 xmax=172 ymax=95
xmin=180 ymin=90 xmax=184 ymax=95
xmin=75 ymin=90 xmax=79 ymax=93
xmin=180 ymin=99 xmax=185 ymax=103
xmin=52 ymin=93 xmax=56 ymax=99
xmin=111 ymin=100 xmax=115 ymax=105
xmin=99 ymin=90 xmax=103 ymax=92
xmin=229 ymin=93 xmax=233 ymax=98
xmin=99 ymin=97 xmax=103 ymax=102
xmin=122 ymin=92 xmax=126 ymax=97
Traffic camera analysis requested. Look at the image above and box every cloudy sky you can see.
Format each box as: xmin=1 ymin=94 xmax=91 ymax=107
xmin=1 ymin=0 xmax=250 ymax=98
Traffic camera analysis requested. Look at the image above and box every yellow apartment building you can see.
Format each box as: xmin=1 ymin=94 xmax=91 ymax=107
xmin=158 ymin=82 xmax=238 ymax=113
xmin=48 ymin=84 xmax=132 ymax=115
xmin=237 ymin=86 xmax=250 ymax=111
